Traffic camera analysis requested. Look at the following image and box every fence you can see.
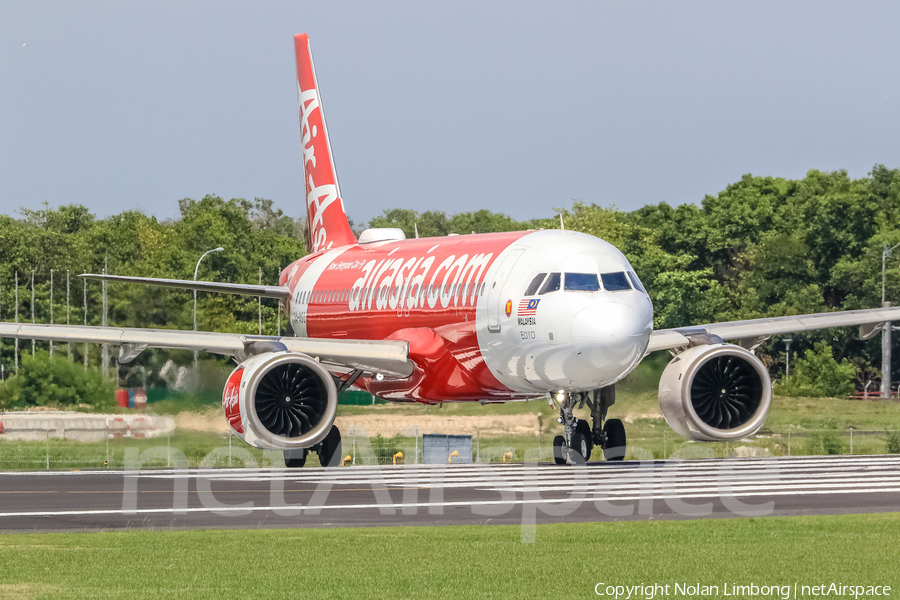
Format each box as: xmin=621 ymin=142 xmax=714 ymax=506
xmin=0 ymin=264 xmax=289 ymax=380
xmin=1 ymin=421 xmax=898 ymax=470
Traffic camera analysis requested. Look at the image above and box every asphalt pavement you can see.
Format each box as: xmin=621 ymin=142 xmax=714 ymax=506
xmin=1 ymin=454 xmax=898 ymax=533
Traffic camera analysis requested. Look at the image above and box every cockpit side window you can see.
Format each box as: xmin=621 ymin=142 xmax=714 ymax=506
xmin=627 ymin=271 xmax=646 ymax=293
xmin=564 ymin=273 xmax=600 ymax=292
xmin=524 ymin=273 xmax=547 ymax=296
xmin=538 ymin=272 xmax=561 ymax=295
xmin=600 ymin=272 xmax=632 ymax=291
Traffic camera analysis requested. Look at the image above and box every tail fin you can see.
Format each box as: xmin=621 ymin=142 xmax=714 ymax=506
xmin=294 ymin=33 xmax=357 ymax=252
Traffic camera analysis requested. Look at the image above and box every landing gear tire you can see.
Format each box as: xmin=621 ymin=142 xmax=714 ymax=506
xmin=284 ymin=448 xmax=307 ymax=468
xmin=602 ymin=418 xmax=626 ymax=461
xmin=575 ymin=419 xmax=593 ymax=460
xmin=318 ymin=425 xmax=343 ymax=467
xmin=570 ymin=432 xmax=590 ymax=464
xmin=553 ymin=435 xmax=567 ymax=465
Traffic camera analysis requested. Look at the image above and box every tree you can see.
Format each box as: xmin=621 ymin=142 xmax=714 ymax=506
xmin=775 ymin=342 xmax=856 ymax=398
xmin=0 ymin=351 xmax=115 ymax=410
xmin=2 ymin=163 xmax=899 ymax=399
xmin=368 ymin=208 xmax=539 ymax=238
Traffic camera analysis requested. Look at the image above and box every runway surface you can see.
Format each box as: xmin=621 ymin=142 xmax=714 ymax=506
xmin=1 ymin=454 xmax=899 ymax=533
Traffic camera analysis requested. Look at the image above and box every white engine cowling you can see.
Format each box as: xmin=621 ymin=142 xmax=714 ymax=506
xmin=222 ymin=352 xmax=338 ymax=450
xmin=659 ymin=343 xmax=771 ymax=442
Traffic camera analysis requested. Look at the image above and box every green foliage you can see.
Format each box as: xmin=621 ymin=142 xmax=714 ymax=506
xmin=2 ymin=165 xmax=900 ymax=394
xmin=617 ymin=351 xmax=671 ymax=395
xmin=370 ymin=434 xmax=405 ymax=464
xmin=368 ymin=207 xmax=543 ymax=238
xmin=806 ymin=430 xmax=845 ymax=455
xmin=0 ymin=351 xmax=115 ymax=410
xmin=885 ymin=431 xmax=900 ymax=454
xmin=0 ymin=195 xmax=308 ymax=379
xmin=775 ymin=342 xmax=857 ymax=398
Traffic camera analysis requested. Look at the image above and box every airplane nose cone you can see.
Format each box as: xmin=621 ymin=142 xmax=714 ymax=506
xmin=571 ymin=302 xmax=651 ymax=376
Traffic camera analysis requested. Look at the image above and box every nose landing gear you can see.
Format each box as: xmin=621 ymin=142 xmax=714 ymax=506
xmin=552 ymin=386 xmax=626 ymax=464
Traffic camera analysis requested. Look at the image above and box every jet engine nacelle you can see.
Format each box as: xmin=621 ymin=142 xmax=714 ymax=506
xmin=659 ymin=343 xmax=771 ymax=442
xmin=222 ymin=351 xmax=338 ymax=450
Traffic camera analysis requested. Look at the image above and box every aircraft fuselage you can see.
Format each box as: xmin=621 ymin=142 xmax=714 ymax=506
xmin=279 ymin=228 xmax=654 ymax=402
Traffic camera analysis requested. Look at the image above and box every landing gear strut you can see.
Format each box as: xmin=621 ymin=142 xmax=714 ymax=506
xmin=283 ymin=424 xmax=343 ymax=468
xmin=554 ymin=390 xmax=590 ymax=464
xmin=553 ymin=386 xmax=626 ymax=464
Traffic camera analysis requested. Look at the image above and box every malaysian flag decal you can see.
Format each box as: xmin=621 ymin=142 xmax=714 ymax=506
xmin=518 ymin=298 xmax=540 ymax=316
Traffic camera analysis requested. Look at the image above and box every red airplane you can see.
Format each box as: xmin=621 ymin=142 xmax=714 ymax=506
xmin=4 ymin=34 xmax=900 ymax=467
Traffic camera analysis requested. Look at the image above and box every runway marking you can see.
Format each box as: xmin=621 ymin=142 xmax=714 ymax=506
xmin=4 ymin=481 xmax=896 ymax=497
xmin=5 ymin=454 xmax=900 ymax=478
xmin=184 ymin=467 xmax=900 ymax=486
xmin=0 ymin=456 xmax=897 ymax=526
xmin=492 ymin=479 xmax=900 ymax=494
xmin=0 ymin=486 xmax=898 ymax=520
xmin=4 ymin=458 xmax=900 ymax=481
xmin=0 ymin=487 xmax=428 ymax=496
xmin=4 ymin=475 xmax=899 ymax=497
xmin=129 ymin=465 xmax=900 ymax=481
xmin=117 ymin=459 xmax=900 ymax=492
xmin=5 ymin=456 xmax=900 ymax=495
xmin=61 ymin=487 xmax=413 ymax=494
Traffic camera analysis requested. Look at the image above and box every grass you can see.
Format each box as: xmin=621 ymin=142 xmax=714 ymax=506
xmin=0 ymin=514 xmax=897 ymax=599
xmin=0 ymin=432 xmax=249 ymax=470
xmin=3 ymin=393 xmax=900 ymax=468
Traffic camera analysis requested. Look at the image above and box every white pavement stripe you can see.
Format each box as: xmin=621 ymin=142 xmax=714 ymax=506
xmin=5 ymin=455 xmax=900 ymax=480
xmin=163 ymin=468 xmax=900 ymax=487
xmin=201 ymin=459 xmax=900 ymax=479
xmin=0 ymin=486 xmax=898 ymax=520
xmin=190 ymin=467 xmax=900 ymax=486
xmin=147 ymin=459 xmax=900 ymax=480
xmin=490 ymin=478 xmax=900 ymax=494
xmin=129 ymin=462 xmax=900 ymax=480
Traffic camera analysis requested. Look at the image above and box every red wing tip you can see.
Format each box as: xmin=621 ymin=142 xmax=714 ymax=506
xmin=294 ymin=33 xmax=309 ymax=42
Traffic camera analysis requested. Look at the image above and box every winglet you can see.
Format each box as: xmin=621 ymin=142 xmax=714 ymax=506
xmin=294 ymin=33 xmax=357 ymax=253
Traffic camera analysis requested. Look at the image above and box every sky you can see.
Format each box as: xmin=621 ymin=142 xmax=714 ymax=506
xmin=1 ymin=1 xmax=898 ymax=227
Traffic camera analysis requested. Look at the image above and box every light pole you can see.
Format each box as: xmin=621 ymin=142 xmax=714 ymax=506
xmin=882 ymin=243 xmax=900 ymax=398
xmin=194 ymin=247 xmax=224 ymax=370
xmin=784 ymin=338 xmax=793 ymax=388
xmin=49 ymin=270 xmax=53 ymax=357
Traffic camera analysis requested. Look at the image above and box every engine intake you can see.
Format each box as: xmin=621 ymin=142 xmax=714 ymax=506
xmin=659 ymin=344 xmax=771 ymax=441
xmin=223 ymin=352 xmax=338 ymax=450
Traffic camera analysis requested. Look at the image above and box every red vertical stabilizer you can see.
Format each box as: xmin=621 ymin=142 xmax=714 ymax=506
xmin=294 ymin=33 xmax=357 ymax=253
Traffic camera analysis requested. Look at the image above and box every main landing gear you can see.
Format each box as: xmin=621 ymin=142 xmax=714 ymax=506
xmin=283 ymin=424 xmax=343 ymax=468
xmin=552 ymin=386 xmax=626 ymax=465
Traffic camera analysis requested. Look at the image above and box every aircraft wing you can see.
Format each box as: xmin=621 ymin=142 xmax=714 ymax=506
xmin=0 ymin=323 xmax=412 ymax=379
xmin=648 ymin=306 xmax=900 ymax=353
xmin=80 ymin=274 xmax=291 ymax=300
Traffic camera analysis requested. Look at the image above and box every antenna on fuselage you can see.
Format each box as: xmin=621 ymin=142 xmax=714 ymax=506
xmin=559 ymin=214 xmax=565 ymax=231
xmin=414 ymin=223 xmax=419 ymax=239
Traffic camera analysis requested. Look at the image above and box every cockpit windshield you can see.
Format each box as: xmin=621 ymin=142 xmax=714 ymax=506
xmin=627 ymin=271 xmax=646 ymax=293
xmin=524 ymin=273 xmax=547 ymax=296
xmin=601 ymin=272 xmax=632 ymax=291
xmin=564 ymin=273 xmax=600 ymax=292
xmin=538 ymin=272 xmax=561 ymax=295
